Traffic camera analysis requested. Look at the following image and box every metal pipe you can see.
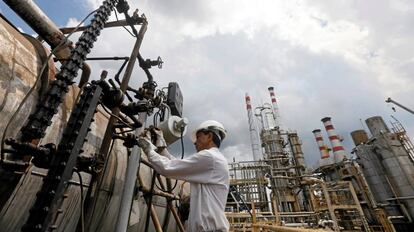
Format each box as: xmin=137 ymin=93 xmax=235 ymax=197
xmin=115 ymin=113 xmax=146 ymax=232
xmin=140 ymin=186 xmax=180 ymax=200
xmin=386 ymin=97 xmax=414 ymax=115
xmin=3 ymin=0 xmax=69 ymax=53
xmin=86 ymin=20 xmax=148 ymax=229
xmin=59 ymin=18 xmax=145 ymax=34
xmin=3 ymin=0 xmax=92 ymax=85
xmin=252 ymin=223 xmax=324 ymax=232
xmin=386 ymin=196 xmax=414 ymax=201
xmin=149 ymin=205 xmax=163 ymax=232
xmin=113 ymin=22 xmax=149 ymax=232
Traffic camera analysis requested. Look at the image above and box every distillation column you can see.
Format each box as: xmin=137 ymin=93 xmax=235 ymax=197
xmin=365 ymin=116 xmax=414 ymax=224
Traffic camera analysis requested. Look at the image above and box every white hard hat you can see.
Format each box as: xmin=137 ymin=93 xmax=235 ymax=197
xmin=191 ymin=120 xmax=227 ymax=143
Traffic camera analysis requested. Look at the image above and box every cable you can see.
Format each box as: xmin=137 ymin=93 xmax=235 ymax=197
xmin=0 ymin=9 xmax=98 ymax=163
xmin=144 ymin=170 xmax=157 ymax=232
xmin=100 ymin=104 xmax=133 ymax=129
xmin=155 ymin=129 xmax=184 ymax=193
xmin=75 ymin=170 xmax=85 ymax=232
xmin=114 ymin=10 xmax=136 ymax=38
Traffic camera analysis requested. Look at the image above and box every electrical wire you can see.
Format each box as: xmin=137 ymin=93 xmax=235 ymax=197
xmin=0 ymin=9 xmax=98 ymax=163
xmin=114 ymin=10 xmax=136 ymax=38
xmin=75 ymin=170 xmax=85 ymax=232
xmin=100 ymin=104 xmax=133 ymax=129
xmin=155 ymin=129 xmax=184 ymax=193
xmin=144 ymin=170 xmax=157 ymax=232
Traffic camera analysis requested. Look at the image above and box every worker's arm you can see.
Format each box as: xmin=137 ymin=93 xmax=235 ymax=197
xmin=158 ymin=148 xmax=176 ymax=160
xmin=147 ymin=149 xmax=214 ymax=183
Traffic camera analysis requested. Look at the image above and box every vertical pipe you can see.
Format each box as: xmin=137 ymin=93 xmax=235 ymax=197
xmin=115 ymin=114 xmax=146 ymax=232
xmin=321 ymin=117 xmax=347 ymax=163
xmin=86 ymin=21 xmax=148 ymax=230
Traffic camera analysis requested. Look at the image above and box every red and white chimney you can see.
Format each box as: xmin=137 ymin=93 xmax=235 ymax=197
xmin=321 ymin=117 xmax=347 ymax=163
xmin=312 ymin=129 xmax=330 ymax=160
xmin=267 ymin=87 xmax=280 ymax=129
xmin=245 ymin=93 xmax=252 ymax=110
xmin=245 ymin=93 xmax=261 ymax=161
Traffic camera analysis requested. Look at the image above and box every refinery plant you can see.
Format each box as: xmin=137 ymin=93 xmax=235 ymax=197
xmin=225 ymin=87 xmax=414 ymax=231
xmin=0 ymin=1 xmax=413 ymax=232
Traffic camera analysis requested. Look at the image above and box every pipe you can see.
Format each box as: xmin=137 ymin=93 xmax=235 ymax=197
xmin=88 ymin=20 xmax=148 ymax=230
xmin=3 ymin=0 xmax=69 ymax=53
xmin=3 ymin=0 xmax=92 ymax=86
xmin=386 ymin=196 xmax=414 ymax=201
xmin=252 ymin=223 xmax=323 ymax=232
xmin=114 ymin=113 xmax=147 ymax=232
xmin=59 ymin=18 xmax=145 ymax=34
xmin=386 ymin=97 xmax=414 ymax=115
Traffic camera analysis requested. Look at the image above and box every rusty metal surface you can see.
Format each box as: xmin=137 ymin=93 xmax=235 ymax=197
xmin=0 ymin=16 xmax=53 ymax=156
xmin=3 ymin=0 xmax=70 ymax=56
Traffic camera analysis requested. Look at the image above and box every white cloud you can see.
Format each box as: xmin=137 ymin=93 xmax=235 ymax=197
xmin=74 ymin=0 xmax=414 ymax=166
xmin=65 ymin=17 xmax=83 ymax=27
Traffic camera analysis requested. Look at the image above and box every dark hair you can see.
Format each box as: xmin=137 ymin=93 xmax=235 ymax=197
xmin=211 ymin=132 xmax=221 ymax=148
xmin=199 ymin=130 xmax=221 ymax=148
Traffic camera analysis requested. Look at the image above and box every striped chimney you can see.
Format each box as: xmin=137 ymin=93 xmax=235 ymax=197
xmin=312 ymin=129 xmax=330 ymax=159
xmin=245 ymin=93 xmax=252 ymax=110
xmin=245 ymin=93 xmax=261 ymax=161
xmin=267 ymin=87 xmax=280 ymax=128
xmin=321 ymin=117 xmax=347 ymax=163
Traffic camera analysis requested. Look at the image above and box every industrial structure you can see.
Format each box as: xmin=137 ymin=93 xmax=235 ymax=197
xmin=227 ymin=87 xmax=327 ymax=231
xmin=1 ymin=1 xmax=414 ymax=232
xmin=227 ymin=87 xmax=414 ymax=231
xmin=0 ymin=1 xmax=190 ymax=231
xmin=351 ymin=116 xmax=414 ymax=231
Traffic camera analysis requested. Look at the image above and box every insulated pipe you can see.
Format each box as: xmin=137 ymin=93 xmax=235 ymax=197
xmin=3 ymin=0 xmax=68 ymax=53
xmin=268 ymin=87 xmax=280 ymax=129
xmin=321 ymin=117 xmax=347 ymax=163
xmin=115 ymin=113 xmax=147 ymax=232
xmin=3 ymin=0 xmax=91 ymax=85
xmin=312 ymin=129 xmax=330 ymax=159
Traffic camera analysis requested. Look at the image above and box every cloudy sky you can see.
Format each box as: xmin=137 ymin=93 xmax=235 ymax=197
xmin=1 ymin=0 xmax=413 ymax=167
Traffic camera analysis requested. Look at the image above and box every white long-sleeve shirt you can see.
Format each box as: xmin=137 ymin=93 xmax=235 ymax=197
xmin=148 ymin=147 xmax=230 ymax=232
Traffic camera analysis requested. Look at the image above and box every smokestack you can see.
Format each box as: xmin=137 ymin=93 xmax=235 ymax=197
xmin=267 ymin=87 xmax=280 ymax=129
xmin=321 ymin=117 xmax=347 ymax=163
xmin=245 ymin=93 xmax=261 ymax=161
xmin=312 ymin=129 xmax=330 ymax=159
xmin=245 ymin=93 xmax=252 ymax=110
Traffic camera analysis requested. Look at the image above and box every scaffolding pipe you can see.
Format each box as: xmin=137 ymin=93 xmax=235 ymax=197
xmin=252 ymin=223 xmax=324 ymax=232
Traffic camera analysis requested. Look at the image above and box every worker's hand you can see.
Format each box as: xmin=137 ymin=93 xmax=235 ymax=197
xmin=152 ymin=128 xmax=167 ymax=149
xmin=137 ymin=137 xmax=157 ymax=154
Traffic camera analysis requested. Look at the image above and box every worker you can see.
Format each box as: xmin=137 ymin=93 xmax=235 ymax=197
xmin=138 ymin=120 xmax=230 ymax=232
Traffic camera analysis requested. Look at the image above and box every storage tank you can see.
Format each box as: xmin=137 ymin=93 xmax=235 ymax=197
xmin=365 ymin=116 xmax=414 ymax=220
xmin=350 ymin=130 xmax=369 ymax=145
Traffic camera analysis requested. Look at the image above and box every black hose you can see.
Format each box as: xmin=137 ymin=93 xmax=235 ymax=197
xmin=144 ymin=170 xmax=157 ymax=232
